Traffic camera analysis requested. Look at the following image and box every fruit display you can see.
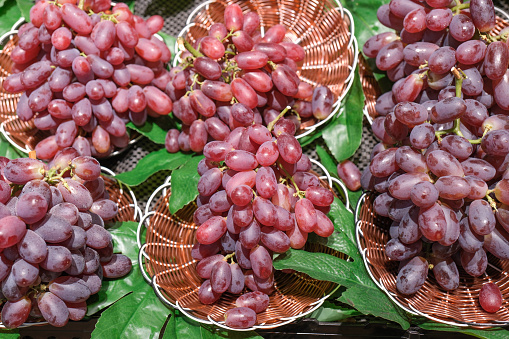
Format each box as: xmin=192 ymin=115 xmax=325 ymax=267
xmin=0 ymin=150 xmax=132 ymax=328
xmin=163 ymin=3 xmax=344 ymax=153
xmin=362 ymin=0 xmax=509 ymax=303
xmin=2 ymin=0 xmax=173 ymax=159
xmin=193 ymin=124 xmax=335 ymax=328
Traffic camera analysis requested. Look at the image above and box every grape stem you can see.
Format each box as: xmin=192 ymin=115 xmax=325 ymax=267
xmin=451 ymin=1 xmax=469 ymax=15
xmin=78 ymin=0 xmax=85 ymax=10
xmin=276 ymin=161 xmax=306 ymax=198
xmin=267 ymin=106 xmax=291 ymax=132
xmin=222 ymin=29 xmax=236 ymax=43
xmin=224 ymin=252 xmax=236 ymax=262
xmin=178 ymin=37 xmax=204 ymax=58
xmin=485 ymin=190 xmax=498 ymax=211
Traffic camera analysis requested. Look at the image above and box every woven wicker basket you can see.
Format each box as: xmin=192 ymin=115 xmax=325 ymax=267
xmin=355 ymin=192 xmax=509 ymax=328
xmin=174 ymin=0 xmax=358 ymax=140
xmin=0 ymin=167 xmax=140 ymax=329
xmin=0 ymin=19 xmax=141 ymax=157
xmin=137 ymin=159 xmax=351 ymax=331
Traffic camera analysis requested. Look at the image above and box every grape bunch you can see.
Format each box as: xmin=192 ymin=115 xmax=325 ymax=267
xmin=191 ymin=125 xmax=335 ymax=329
xmin=2 ymin=0 xmax=173 ymax=159
xmin=362 ymin=0 xmax=509 ymax=299
xmin=0 ymin=150 xmax=132 ymax=328
xmin=164 ymin=3 xmax=335 ymax=154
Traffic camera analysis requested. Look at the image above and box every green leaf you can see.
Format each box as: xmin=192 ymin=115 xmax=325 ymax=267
xmin=0 ymin=0 xmax=8 ymax=9
xmin=126 ymin=116 xmax=178 ymax=145
xmin=87 ymin=221 xmax=146 ymax=315
xmin=309 ymin=301 xmax=361 ymax=322
xmin=328 ymin=197 xmax=355 ymax=240
xmin=273 ymin=198 xmax=411 ymax=329
xmin=0 ymin=329 xmax=20 ymax=338
xmin=0 ymin=1 xmax=22 ymax=40
xmin=315 ymin=145 xmax=337 ymax=179
xmin=157 ymin=32 xmax=177 ymax=64
xmin=162 ymin=309 xmax=262 ymax=339
xmin=346 ymin=189 xmax=363 ymax=210
xmin=273 ymin=249 xmax=410 ymax=329
xmin=0 ymin=134 xmax=26 ymax=159
xmin=169 ymin=155 xmax=204 ymax=214
xmin=126 ymin=0 xmax=135 ymax=12
xmin=322 ymin=71 xmax=364 ymax=163
xmin=418 ymin=322 xmax=509 ymax=339
xmin=298 ymin=130 xmax=322 ymax=147
xmin=338 ymin=0 xmax=391 ymax=48
xmin=114 ymin=149 xmax=194 ymax=186
xmin=92 ymin=288 xmax=171 ymax=339
xmin=15 ymin=0 xmax=31 ymax=21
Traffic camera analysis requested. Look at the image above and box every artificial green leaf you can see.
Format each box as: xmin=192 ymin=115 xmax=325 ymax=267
xmin=338 ymin=0 xmax=391 ymax=48
xmin=0 ymin=1 xmax=22 ymax=39
xmin=322 ymin=72 xmax=364 ymax=163
xmin=418 ymin=322 xmax=509 ymax=339
xmin=91 ymin=287 xmax=171 ymax=339
xmin=316 ymin=145 xmax=337 ymax=178
xmin=126 ymin=0 xmax=135 ymax=12
xmin=87 ymin=221 xmax=146 ymax=315
xmin=328 ymin=197 xmax=355 ymax=240
xmin=0 ymin=134 xmax=26 ymax=159
xmin=298 ymin=130 xmax=322 ymax=147
xmin=347 ymin=189 xmax=363 ymax=211
xmin=0 ymin=329 xmax=20 ymax=338
xmin=273 ymin=249 xmax=410 ymax=329
xmin=158 ymin=31 xmax=177 ymax=63
xmin=15 ymin=0 xmax=31 ymax=21
xmin=126 ymin=116 xmax=177 ymax=145
xmin=169 ymin=155 xmax=204 ymax=214
xmin=309 ymin=301 xmax=361 ymax=322
xmin=114 ymin=149 xmax=194 ymax=186
xmin=308 ymin=199 xmax=359 ymax=258
xmin=162 ymin=309 xmax=262 ymax=339
xmin=307 ymin=230 xmax=358 ymax=260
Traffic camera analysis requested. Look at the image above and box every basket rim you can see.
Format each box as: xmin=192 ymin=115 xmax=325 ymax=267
xmin=354 ymin=191 xmax=509 ymax=328
xmin=136 ymin=159 xmax=348 ymax=331
xmin=172 ymin=0 xmax=359 ymax=140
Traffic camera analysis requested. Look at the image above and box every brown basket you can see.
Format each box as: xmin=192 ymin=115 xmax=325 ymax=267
xmin=137 ymin=166 xmax=344 ymax=331
xmin=175 ymin=0 xmax=359 ymax=139
xmin=358 ymin=54 xmax=381 ymax=123
xmin=0 ymin=29 xmax=140 ymax=157
xmin=355 ymin=192 xmax=509 ymax=328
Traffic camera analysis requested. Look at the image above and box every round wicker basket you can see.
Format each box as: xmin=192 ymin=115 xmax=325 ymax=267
xmin=0 ymin=19 xmax=141 ymax=157
xmin=174 ymin=0 xmax=358 ymax=140
xmin=355 ymin=192 xmax=509 ymax=328
xmin=0 ymin=167 xmax=140 ymax=329
xmin=137 ymin=159 xmax=349 ymax=331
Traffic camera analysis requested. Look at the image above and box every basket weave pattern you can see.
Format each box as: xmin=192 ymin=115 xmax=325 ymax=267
xmin=356 ymin=193 xmax=509 ymax=327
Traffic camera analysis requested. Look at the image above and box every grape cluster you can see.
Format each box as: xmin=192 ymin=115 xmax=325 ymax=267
xmin=362 ymin=0 xmax=509 ymax=297
xmin=0 ymin=150 xmax=131 ymax=328
xmin=191 ymin=114 xmax=335 ymax=328
xmin=2 ymin=0 xmax=173 ymax=159
xmin=164 ymin=3 xmax=335 ymax=154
